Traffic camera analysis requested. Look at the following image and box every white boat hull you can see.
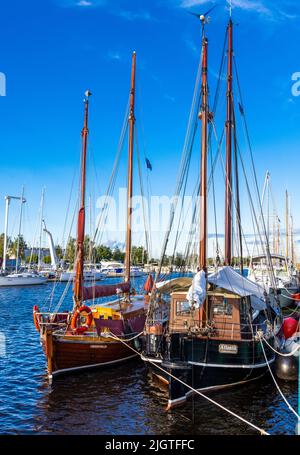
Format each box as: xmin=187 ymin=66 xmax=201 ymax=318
xmin=59 ymin=271 xmax=103 ymax=282
xmin=0 ymin=274 xmax=47 ymax=287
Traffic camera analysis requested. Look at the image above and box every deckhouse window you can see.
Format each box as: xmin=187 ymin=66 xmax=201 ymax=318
xmin=175 ymin=300 xmax=190 ymax=316
xmin=211 ymin=297 xmax=233 ymax=317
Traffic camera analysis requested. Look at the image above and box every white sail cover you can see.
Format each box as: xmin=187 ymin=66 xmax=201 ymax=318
xmin=186 ymin=270 xmax=206 ymax=308
xmin=208 ymin=266 xmax=267 ymax=311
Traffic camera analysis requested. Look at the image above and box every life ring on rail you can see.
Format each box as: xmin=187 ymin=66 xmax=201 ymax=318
xmin=71 ymin=305 xmax=93 ymax=335
xmin=33 ymin=305 xmax=41 ymax=332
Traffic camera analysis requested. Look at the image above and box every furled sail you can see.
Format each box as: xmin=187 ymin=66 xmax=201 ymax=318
xmin=186 ymin=270 xmax=206 ymax=308
xmin=144 ymin=274 xmax=154 ymax=293
xmin=82 ymin=282 xmax=130 ymax=301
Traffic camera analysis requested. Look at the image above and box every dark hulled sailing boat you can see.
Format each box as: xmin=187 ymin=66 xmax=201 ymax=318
xmin=142 ymin=15 xmax=280 ymax=409
xmin=33 ymin=53 xmax=148 ymax=380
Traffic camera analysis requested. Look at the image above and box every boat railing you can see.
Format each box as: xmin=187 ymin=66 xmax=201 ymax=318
xmin=164 ymin=316 xmax=273 ymax=340
xmin=36 ymin=312 xmax=70 ymax=326
xmin=196 ymin=320 xmax=273 ymax=340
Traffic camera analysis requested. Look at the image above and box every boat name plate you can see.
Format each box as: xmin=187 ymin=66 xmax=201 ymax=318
xmin=218 ymin=344 xmax=238 ymax=354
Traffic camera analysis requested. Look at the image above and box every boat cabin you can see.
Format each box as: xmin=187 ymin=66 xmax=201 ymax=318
xmin=168 ymin=289 xmax=251 ymax=341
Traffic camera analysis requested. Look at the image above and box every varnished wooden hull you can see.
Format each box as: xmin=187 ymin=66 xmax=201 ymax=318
xmin=44 ymin=332 xmax=139 ymax=380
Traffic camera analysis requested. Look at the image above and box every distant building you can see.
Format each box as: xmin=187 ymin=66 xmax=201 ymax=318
xmin=24 ymin=247 xmax=50 ymax=259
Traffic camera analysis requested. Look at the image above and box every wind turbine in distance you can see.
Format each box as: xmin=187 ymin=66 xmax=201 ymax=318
xmin=188 ymin=4 xmax=217 ymax=25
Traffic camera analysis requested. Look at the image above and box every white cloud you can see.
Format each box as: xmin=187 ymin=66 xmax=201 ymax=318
xmin=231 ymin=0 xmax=271 ymax=16
xmin=179 ymin=0 xmax=300 ymax=21
xmin=183 ymin=37 xmax=201 ymax=56
xmin=57 ymin=0 xmax=106 ymax=7
xmin=164 ymin=93 xmax=176 ymax=103
xmin=108 ymin=51 xmax=122 ymax=61
xmin=77 ymin=1 xmax=92 ymax=6
xmin=118 ymin=10 xmax=154 ymax=21
xmin=180 ymin=0 xmax=210 ymax=7
xmin=179 ymin=0 xmax=273 ymax=18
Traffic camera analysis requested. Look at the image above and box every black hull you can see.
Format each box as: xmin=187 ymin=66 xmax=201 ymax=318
xmin=143 ymin=334 xmax=275 ymax=408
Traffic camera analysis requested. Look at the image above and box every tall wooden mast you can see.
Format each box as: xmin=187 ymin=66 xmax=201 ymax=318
xmin=224 ymin=19 xmax=233 ymax=266
xmin=124 ymin=52 xmax=136 ymax=284
xmin=199 ymin=35 xmax=209 ymax=272
xmin=73 ymin=91 xmax=91 ymax=308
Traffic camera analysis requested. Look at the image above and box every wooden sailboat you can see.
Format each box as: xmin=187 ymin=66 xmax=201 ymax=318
xmin=33 ymin=52 xmax=148 ymax=380
xmin=142 ymin=15 xmax=280 ymax=409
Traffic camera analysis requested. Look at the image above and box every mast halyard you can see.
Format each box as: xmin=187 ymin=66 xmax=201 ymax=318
xmin=73 ymin=90 xmax=91 ymax=308
xmin=224 ymin=19 xmax=233 ymax=266
xmin=124 ymin=52 xmax=136 ymax=285
xmin=232 ymin=107 xmax=243 ymax=273
xmin=199 ymin=32 xmax=209 ymax=272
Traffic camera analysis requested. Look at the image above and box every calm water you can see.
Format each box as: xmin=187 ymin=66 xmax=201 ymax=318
xmin=0 ymin=276 xmax=298 ymax=435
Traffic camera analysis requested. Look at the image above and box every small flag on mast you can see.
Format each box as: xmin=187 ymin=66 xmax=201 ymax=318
xmin=145 ymin=158 xmax=152 ymax=171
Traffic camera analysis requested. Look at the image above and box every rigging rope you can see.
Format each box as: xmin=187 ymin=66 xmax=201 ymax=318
xmin=150 ymin=42 xmax=203 ymax=294
xmin=261 ymin=333 xmax=300 ymax=357
xmin=108 ymin=331 xmax=270 ymax=435
xmin=259 ymin=335 xmax=300 ymax=421
xmin=233 ymin=56 xmax=276 ymax=290
xmin=93 ymin=99 xmax=130 ymax=246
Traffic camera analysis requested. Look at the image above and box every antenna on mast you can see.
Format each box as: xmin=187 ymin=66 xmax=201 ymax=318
xmin=228 ymin=0 xmax=232 ymax=18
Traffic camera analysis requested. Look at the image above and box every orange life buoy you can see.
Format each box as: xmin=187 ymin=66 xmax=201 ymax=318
xmin=147 ymin=323 xmax=163 ymax=335
xmin=33 ymin=305 xmax=41 ymax=332
xmin=71 ymin=305 xmax=93 ymax=335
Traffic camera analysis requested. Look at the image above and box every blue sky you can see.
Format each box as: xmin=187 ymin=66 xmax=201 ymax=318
xmin=0 ymin=0 xmax=299 ymax=258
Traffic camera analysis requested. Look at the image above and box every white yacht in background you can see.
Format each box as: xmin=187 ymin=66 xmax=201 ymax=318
xmin=0 ymin=191 xmax=47 ymax=287
xmin=100 ymin=261 xmax=125 ymax=277
xmin=0 ymin=271 xmax=47 ymax=286
xmin=130 ymin=266 xmax=145 ymax=277
xmin=59 ymin=269 xmax=103 ymax=282
xmin=247 ymin=254 xmax=299 ymax=307
xmin=100 ymin=261 xmax=144 ymax=278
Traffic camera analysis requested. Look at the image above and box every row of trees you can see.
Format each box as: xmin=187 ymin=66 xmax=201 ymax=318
xmin=0 ymin=233 xmax=28 ymax=261
xmin=0 ymin=233 xmax=149 ymax=267
xmin=63 ymin=237 xmax=149 ymax=266
xmin=0 ymin=233 xmax=251 ymax=268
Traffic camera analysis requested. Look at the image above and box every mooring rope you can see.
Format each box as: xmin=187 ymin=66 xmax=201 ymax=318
xmin=260 ymin=333 xmax=300 ymax=357
xmin=108 ymin=331 xmax=269 ymax=435
xmin=259 ymin=336 xmax=300 ymax=421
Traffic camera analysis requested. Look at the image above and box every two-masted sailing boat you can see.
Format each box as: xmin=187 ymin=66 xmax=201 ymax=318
xmin=142 ymin=14 xmax=280 ymax=409
xmin=33 ymin=52 xmax=148 ymax=380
